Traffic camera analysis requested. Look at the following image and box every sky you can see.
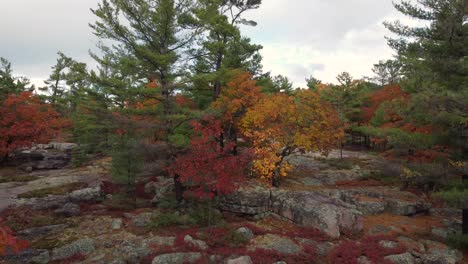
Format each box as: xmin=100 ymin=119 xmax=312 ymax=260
xmin=0 ymin=0 xmax=406 ymax=88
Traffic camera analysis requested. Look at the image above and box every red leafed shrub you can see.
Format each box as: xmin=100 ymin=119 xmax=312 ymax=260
xmin=328 ymin=235 xmax=406 ymax=264
xmin=0 ymin=92 xmax=68 ymax=159
xmin=100 ymin=181 xmax=121 ymax=194
xmin=362 ymin=85 xmax=409 ymax=123
xmin=0 ymin=225 xmax=28 ymax=256
xmin=175 ymin=94 xmax=196 ymax=109
xmin=58 ymin=253 xmax=86 ymax=264
xmin=249 ymin=247 xmax=317 ymax=264
xmin=407 ymin=149 xmax=448 ymax=163
xmin=169 ymin=116 xmax=252 ymax=199
xmin=135 ymin=181 xmax=153 ymax=199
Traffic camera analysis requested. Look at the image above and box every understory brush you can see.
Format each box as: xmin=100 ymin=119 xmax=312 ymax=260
xmin=446 ymin=234 xmax=468 ymax=250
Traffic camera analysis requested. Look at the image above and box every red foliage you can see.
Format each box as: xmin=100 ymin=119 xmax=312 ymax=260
xmin=0 ymin=92 xmax=68 ymax=158
xmin=175 ymin=94 xmax=196 ymax=109
xmin=361 ymin=85 xmax=409 ymax=123
xmin=399 ymin=123 xmax=434 ymax=134
xmin=382 ymin=147 xmax=449 ymax=163
xmin=0 ymin=224 xmax=28 ymax=256
xmin=100 ymin=181 xmax=121 ymax=195
xmin=135 ymin=181 xmax=153 ymax=199
xmin=328 ymin=235 xmax=406 ymax=264
xmin=169 ymin=116 xmax=251 ymax=199
xmin=58 ymin=253 xmax=86 ymax=264
xmin=143 ymin=225 xmax=318 ymax=264
xmin=249 ymin=247 xmax=317 ymax=264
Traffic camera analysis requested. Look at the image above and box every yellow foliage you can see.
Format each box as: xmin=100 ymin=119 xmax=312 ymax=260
xmin=240 ymin=90 xmax=344 ymax=185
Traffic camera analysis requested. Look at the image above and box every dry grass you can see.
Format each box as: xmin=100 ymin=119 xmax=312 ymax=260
xmin=363 ymin=213 xmax=444 ymax=239
xmin=17 ymin=182 xmax=88 ymax=198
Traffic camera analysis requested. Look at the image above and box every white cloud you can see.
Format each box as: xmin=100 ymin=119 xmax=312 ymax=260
xmin=240 ymin=0 xmax=408 ymax=86
xmin=0 ymin=0 xmax=411 ymax=87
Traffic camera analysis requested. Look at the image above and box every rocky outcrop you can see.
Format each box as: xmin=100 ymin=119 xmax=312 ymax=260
xmin=184 ymin=235 xmax=208 ymax=250
xmin=31 ymin=250 xmax=50 ymax=264
xmin=220 ymin=186 xmax=363 ymax=238
xmin=219 ymin=185 xmax=271 ymax=216
xmin=149 ymin=177 xmax=175 ymax=205
xmin=51 ymin=238 xmax=95 ymax=261
xmin=9 ymin=143 xmax=77 ymax=171
xmin=226 ymin=256 xmax=253 ymax=264
xmin=151 ymin=252 xmax=202 ymax=264
xmin=271 ymin=190 xmax=363 ymax=238
xmin=249 ymin=234 xmax=301 ymax=255
xmin=338 ymin=188 xmax=432 ymax=216
xmin=69 ymin=186 xmax=104 ymax=203
xmin=18 ymin=224 xmax=68 ymax=240
xmin=127 ymin=212 xmax=155 ymax=228
xmin=384 ymin=252 xmax=415 ymax=264
xmin=236 ymin=227 xmax=254 ymax=240
xmin=420 ymin=240 xmax=463 ymax=264
xmin=54 ymin=203 xmax=81 ymax=217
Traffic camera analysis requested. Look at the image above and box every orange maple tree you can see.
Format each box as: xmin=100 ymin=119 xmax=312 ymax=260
xmin=240 ymin=90 xmax=344 ymax=186
xmin=212 ymin=71 xmax=262 ymax=125
xmin=0 ymin=92 xmax=68 ymax=160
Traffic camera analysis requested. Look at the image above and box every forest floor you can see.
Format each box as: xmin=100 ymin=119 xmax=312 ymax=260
xmin=0 ymin=149 xmax=465 ymax=264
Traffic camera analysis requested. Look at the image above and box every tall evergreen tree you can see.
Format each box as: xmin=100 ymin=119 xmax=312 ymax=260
xmin=384 ymin=0 xmax=467 ymax=92
xmin=41 ymin=52 xmax=89 ymax=114
xmin=40 ymin=52 xmax=71 ymax=104
xmin=371 ymin=59 xmax=402 ymax=86
xmin=190 ymin=0 xmax=262 ymax=103
xmin=384 ymin=0 xmax=467 ymax=149
xmin=90 ymin=0 xmax=198 ymax=139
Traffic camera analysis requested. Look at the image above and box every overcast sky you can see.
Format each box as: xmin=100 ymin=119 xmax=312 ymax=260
xmin=0 ymin=0 xmax=405 ymax=87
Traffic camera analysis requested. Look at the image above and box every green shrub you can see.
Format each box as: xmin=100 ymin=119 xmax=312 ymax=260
xmin=110 ymin=135 xmax=143 ymax=188
xmin=434 ymin=186 xmax=468 ymax=207
xmin=102 ymin=192 xmax=136 ymax=211
xmin=148 ymin=212 xmax=193 ymax=228
xmin=157 ymin=197 xmax=179 ymax=209
xmin=225 ymin=229 xmax=250 ymax=246
xmin=446 ymin=234 xmax=468 ymax=250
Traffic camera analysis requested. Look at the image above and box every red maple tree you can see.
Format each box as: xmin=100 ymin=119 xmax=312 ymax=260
xmin=361 ymin=84 xmax=409 ymax=123
xmin=0 ymin=92 xmax=68 ymax=160
xmin=169 ymin=116 xmax=251 ymax=199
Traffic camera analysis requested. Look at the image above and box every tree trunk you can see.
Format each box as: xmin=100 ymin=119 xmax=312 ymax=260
xmin=463 ymin=173 xmax=468 ymax=234
xmin=174 ymin=174 xmax=185 ymax=204
xmin=340 ymin=143 xmax=344 ymax=159
xmin=1 ymin=154 xmax=8 ymax=165
xmin=272 ymin=172 xmax=281 ymax=187
xmin=227 ymin=126 xmax=238 ymax=155
xmin=463 ymin=209 xmax=468 ymax=234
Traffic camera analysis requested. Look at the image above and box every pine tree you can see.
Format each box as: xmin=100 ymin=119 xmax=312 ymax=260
xmin=384 ymin=0 xmax=468 ymax=151
xmin=190 ymin=0 xmax=262 ymax=104
xmin=370 ymin=59 xmax=402 ymax=86
xmin=0 ymin=58 xmax=33 ymax=101
xmin=384 ymin=0 xmax=467 ymax=92
xmin=90 ymin=0 xmax=197 ymax=140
